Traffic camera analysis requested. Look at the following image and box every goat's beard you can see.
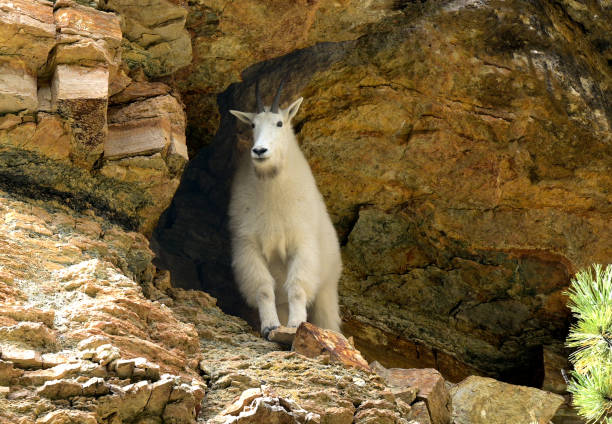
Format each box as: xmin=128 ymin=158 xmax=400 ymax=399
xmin=253 ymin=161 xmax=280 ymax=180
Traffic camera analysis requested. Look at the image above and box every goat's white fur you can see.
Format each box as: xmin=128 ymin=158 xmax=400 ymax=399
xmin=229 ymin=97 xmax=342 ymax=336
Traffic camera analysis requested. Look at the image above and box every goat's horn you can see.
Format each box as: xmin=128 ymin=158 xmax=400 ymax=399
xmin=271 ymin=77 xmax=285 ymax=113
xmin=255 ymin=80 xmax=263 ymax=113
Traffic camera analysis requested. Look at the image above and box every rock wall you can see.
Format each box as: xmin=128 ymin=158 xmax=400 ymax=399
xmin=0 ymin=0 xmax=609 ymax=421
xmin=154 ymin=0 xmax=612 ymax=385
xmin=0 ymin=0 xmax=189 ymax=236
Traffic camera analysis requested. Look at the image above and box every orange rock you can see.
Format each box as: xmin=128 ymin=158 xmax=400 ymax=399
xmin=292 ymin=322 xmax=370 ymax=372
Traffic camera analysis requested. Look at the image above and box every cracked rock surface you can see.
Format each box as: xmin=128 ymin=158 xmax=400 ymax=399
xmin=155 ymin=0 xmax=612 ymax=385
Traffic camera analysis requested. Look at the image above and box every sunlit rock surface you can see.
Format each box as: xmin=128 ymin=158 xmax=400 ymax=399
xmin=0 ymin=189 xmax=419 ymax=423
xmin=0 ymin=0 xmax=608 ymax=422
xmin=0 ymin=0 xmax=188 ymax=235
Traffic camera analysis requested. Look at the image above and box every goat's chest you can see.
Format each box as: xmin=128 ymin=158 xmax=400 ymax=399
xmin=251 ymin=193 xmax=305 ymax=265
xmin=253 ymin=207 xmax=292 ymax=265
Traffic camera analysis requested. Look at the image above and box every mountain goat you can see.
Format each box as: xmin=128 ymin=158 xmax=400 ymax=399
xmin=228 ymin=80 xmax=342 ymax=338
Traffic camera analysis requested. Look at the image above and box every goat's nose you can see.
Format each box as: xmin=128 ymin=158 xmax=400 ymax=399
xmin=252 ymin=147 xmax=268 ymax=156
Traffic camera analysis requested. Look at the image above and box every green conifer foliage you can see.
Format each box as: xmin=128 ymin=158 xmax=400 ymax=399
xmin=565 ymin=264 xmax=612 ymax=423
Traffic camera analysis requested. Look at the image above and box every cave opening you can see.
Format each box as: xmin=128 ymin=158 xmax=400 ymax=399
xmin=151 ymin=39 xmax=574 ymax=390
xmin=152 ymin=41 xmax=356 ymax=331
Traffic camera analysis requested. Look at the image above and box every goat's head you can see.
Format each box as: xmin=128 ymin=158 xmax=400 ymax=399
xmin=230 ymin=80 xmax=303 ymax=178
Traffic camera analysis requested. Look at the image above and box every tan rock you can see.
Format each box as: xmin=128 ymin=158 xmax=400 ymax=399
xmin=101 ymin=0 xmax=191 ymax=76
xmin=92 ymin=344 xmax=120 ymax=366
xmin=0 ymin=0 xmax=56 ymax=72
xmin=77 ymin=335 xmax=111 ymax=351
xmin=52 ymin=64 xmax=109 ymax=101
xmin=221 ymin=387 xmax=263 ymax=416
xmin=141 ymin=361 xmax=161 ymax=381
xmin=107 ymin=94 xmax=185 ymax=128
xmin=163 ymin=400 xmax=198 ymax=424
xmin=119 ymin=380 xmax=151 ymax=420
xmin=268 ymin=326 xmax=297 ymax=346
xmin=410 ymin=401 xmax=432 ymax=424
xmin=37 ymin=83 xmax=53 ymax=112
xmin=108 ymin=68 xmax=132 ymax=97
xmin=321 ymin=407 xmax=354 ymax=424
xmin=0 ymin=359 xmax=23 ymax=385
xmin=51 ymin=64 xmax=108 ymax=168
xmin=221 ymin=395 xmax=318 ymax=424
xmin=54 ymin=3 xmax=121 ymax=45
xmin=0 ymin=322 xmax=56 ymax=349
xmin=0 ymin=113 xmax=22 ymax=130
xmin=371 ymin=366 xmax=450 ymax=424
xmin=36 ymin=409 xmax=97 ymax=424
xmin=450 ymin=376 xmax=564 ymax=424
xmin=542 ymin=347 xmax=569 ymax=394
xmin=153 ymin=269 xmax=172 ymax=292
xmin=110 ymin=81 xmax=171 ymax=104
xmin=37 ymin=379 xmax=82 ymax=399
xmin=144 ymin=378 xmax=174 ymax=416
xmin=292 ymin=322 xmax=370 ymax=372
xmin=0 ymin=61 xmax=38 ymax=114
xmin=0 ymin=306 xmax=54 ymax=328
xmin=354 ymin=408 xmax=401 ymax=424
xmin=111 ymin=358 xmax=135 ymax=379
xmin=28 ymin=113 xmax=72 ymax=161
xmin=41 ymin=352 xmax=76 ymax=369
xmin=21 ymin=362 xmax=81 ymax=386
xmin=168 ymin=130 xmax=189 ymax=162
xmin=1 ymin=346 xmax=43 ymax=369
xmin=53 ymin=3 xmax=122 ymax=72
xmin=105 ymin=117 xmax=172 ymax=159
xmin=81 ymin=377 xmax=110 ymax=396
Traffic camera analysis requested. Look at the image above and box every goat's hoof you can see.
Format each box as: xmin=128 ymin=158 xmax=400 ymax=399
xmin=261 ymin=326 xmax=279 ymax=340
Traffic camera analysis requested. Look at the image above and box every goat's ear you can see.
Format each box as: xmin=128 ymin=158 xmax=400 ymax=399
xmin=285 ymin=97 xmax=303 ymax=121
xmin=229 ymin=110 xmax=256 ymax=125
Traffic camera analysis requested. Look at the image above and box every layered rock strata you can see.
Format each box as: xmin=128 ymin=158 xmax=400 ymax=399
xmin=0 ymin=0 xmax=189 ymax=236
xmin=0 ymin=189 xmax=423 ymax=424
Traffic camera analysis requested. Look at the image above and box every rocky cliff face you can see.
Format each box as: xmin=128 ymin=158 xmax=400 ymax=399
xmin=0 ymin=0 xmax=609 ymax=422
xmin=154 ymin=0 xmax=612 ymax=386
xmin=0 ymin=0 xmax=189 ymax=236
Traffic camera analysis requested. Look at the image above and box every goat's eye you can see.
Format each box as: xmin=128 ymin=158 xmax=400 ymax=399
xmin=277 ymin=121 xmax=283 ymax=127
xmin=251 ymin=123 xmax=255 ymax=128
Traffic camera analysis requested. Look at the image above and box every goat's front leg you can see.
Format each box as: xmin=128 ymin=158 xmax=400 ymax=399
xmin=285 ymin=245 xmax=319 ymax=328
xmin=232 ymin=238 xmax=280 ymax=338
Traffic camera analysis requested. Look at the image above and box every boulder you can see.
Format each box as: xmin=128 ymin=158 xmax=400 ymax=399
xmin=292 ymin=322 xmax=370 ymax=371
xmin=450 ymin=376 xmax=564 ymax=424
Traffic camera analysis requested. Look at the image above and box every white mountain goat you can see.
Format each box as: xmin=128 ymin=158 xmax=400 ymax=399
xmin=228 ymin=80 xmax=342 ymax=338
